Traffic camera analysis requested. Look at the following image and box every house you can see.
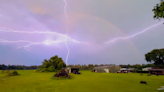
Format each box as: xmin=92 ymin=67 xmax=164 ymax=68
xmin=120 ymin=68 xmax=135 ymax=73
xmin=93 ymin=65 xmax=121 ymax=73
xmin=149 ymin=68 xmax=164 ymax=75
xmin=142 ymin=67 xmax=152 ymax=71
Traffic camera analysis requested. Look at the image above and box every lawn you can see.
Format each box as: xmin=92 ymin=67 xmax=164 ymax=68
xmin=0 ymin=70 xmax=164 ymax=92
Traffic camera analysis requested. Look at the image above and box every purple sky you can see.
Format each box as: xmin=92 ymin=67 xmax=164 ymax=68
xmin=0 ymin=0 xmax=164 ymax=66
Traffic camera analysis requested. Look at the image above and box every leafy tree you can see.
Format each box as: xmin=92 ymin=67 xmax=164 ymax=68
xmin=37 ymin=55 xmax=66 ymax=72
xmin=145 ymin=48 xmax=164 ymax=67
xmin=47 ymin=66 xmax=56 ymax=72
xmin=152 ymin=0 xmax=164 ymax=21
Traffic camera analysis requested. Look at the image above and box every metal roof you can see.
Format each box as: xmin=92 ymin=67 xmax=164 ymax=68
xmin=94 ymin=65 xmax=115 ymax=68
xmin=142 ymin=67 xmax=152 ymax=69
xmin=150 ymin=69 xmax=164 ymax=71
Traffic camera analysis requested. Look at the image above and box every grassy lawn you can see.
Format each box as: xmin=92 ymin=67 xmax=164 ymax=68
xmin=0 ymin=70 xmax=164 ymax=92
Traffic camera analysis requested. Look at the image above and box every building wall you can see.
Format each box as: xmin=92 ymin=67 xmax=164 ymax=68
xmin=142 ymin=68 xmax=151 ymax=71
xmin=64 ymin=68 xmax=71 ymax=73
xmin=93 ymin=65 xmax=121 ymax=73
xmin=95 ymin=68 xmax=106 ymax=73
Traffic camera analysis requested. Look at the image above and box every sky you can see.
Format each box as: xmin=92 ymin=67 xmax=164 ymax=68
xmin=0 ymin=0 xmax=164 ymax=66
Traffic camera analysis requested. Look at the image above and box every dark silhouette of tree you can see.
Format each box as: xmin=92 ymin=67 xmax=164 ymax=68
xmin=152 ymin=0 xmax=164 ymax=22
xmin=145 ymin=48 xmax=164 ymax=68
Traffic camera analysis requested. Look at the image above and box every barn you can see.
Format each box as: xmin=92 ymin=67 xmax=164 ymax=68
xmin=93 ymin=65 xmax=121 ymax=73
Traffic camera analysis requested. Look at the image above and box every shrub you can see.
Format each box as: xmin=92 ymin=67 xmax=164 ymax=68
xmin=7 ymin=71 xmax=19 ymax=76
xmin=36 ymin=68 xmax=41 ymax=72
xmin=41 ymin=68 xmax=47 ymax=72
xmin=13 ymin=71 xmax=19 ymax=75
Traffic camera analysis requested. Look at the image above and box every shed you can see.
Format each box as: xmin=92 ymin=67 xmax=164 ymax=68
xmin=142 ymin=67 xmax=152 ymax=71
xmin=149 ymin=68 xmax=164 ymax=75
xmin=93 ymin=65 xmax=121 ymax=73
xmin=62 ymin=67 xmax=71 ymax=73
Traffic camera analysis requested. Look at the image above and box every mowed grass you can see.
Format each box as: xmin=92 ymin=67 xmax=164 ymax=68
xmin=0 ymin=70 xmax=164 ymax=92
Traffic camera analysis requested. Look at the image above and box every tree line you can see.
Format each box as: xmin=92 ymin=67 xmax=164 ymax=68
xmin=1 ymin=47 xmax=164 ymax=71
xmin=0 ymin=63 xmax=156 ymax=70
xmin=0 ymin=64 xmax=38 ymax=70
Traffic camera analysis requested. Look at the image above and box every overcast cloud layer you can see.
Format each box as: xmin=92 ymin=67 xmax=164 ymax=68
xmin=0 ymin=0 xmax=164 ymax=65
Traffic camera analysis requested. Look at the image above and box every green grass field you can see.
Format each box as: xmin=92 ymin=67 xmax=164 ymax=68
xmin=0 ymin=70 xmax=164 ymax=92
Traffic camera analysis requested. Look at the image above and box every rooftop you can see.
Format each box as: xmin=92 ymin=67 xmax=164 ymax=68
xmin=150 ymin=69 xmax=164 ymax=71
xmin=94 ymin=65 xmax=116 ymax=68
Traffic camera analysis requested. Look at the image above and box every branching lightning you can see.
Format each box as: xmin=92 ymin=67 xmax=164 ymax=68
xmin=63 ymin=0 xmax=69 ymax=65
xmin=0 ymin=27 xmax=82 ymax=43
xmin=0 ymin=0 xmax=73 ymax=65
xmin=0 ymin=27 xmax=87 ymax=48
xmin=105 ymin=21 xmax=164 ymax=44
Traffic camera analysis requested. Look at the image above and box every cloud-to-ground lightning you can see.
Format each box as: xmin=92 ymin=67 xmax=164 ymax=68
xmin=105 ymin=21 xmax=164 ymax=44
xmin=0 ymin=0 xmax=86 ymax=65
xmin=63 ymin=0 xmax=69 ymax=65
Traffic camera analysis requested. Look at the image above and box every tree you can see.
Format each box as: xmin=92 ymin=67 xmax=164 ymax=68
xmin=37 ymin=55 xmax=66 ymax=72
xmin=145 ymin=48 xmax=164 ymax=67
xmin=152 ymin=0 xmax=164 ymax=21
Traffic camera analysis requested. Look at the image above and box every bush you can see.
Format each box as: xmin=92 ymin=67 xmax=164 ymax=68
xmin=41 ymin=68 xmax=47 ymax=72
xmin=7 ymin=71 xmax=19 ymax=76
xmin=47 ymin=66 xmax=56 ymax=72
xmin=36 ymin=68 xmax=41 ymax=72
xmin=13 ymin=71 xmax=19 ymax=75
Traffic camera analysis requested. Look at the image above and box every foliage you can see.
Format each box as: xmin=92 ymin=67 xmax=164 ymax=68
xmin=152 ymin=0 xmax=164 ymax=21
xmin=7 ymin=71 xmax=19 ymax=76
xmin=36 ymin=55 xmax=66 ymax=72
xmin=0 ymin=64 xmax=38 ymax=70
xmin=145 ymin=48 xmax=164 ymax=68
xmin=47 ymin=66 xmax=56 ymax=72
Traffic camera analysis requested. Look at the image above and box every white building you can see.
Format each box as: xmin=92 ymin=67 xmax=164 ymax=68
xmin=120 ymin=68 xmax=135 ymax=72
xmin=142 ymin=67 xmax=152 ymax=71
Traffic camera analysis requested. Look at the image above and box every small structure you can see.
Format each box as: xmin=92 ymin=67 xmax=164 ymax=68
xmin=142 ymin=67 xmax=152 ymax=71
xmin=71 ymin=68 xmax=81 ymax=74
xmin=93 ymin=65 xmax=121 ymax=73
xmin=71 ymin=68 xmax=79 ymax=73
xmin=149 ymin=68 xmax=164 ymax=75
xmin=126 ymin=68 xmax=135 ymax=72
xmin=120 ymin=68 xmax=135 ymax=73
xmin=62 ymin=67 xmax=71 ymax=73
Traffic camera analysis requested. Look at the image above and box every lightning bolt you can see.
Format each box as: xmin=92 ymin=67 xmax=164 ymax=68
xmin=105 ymin=21 xmax=164 ymax=44
xmin=0 ymin=0 xmax=75 ymax=65
xmin=63 ymin=0 xmax=69 ymax=65
xmin=0 ymin=27 xmax=87 ymax=48
xmin=0 ymin=27 xmax=83 ymax=43
xmin=0 ymin=39 xmax=64 ymax=51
